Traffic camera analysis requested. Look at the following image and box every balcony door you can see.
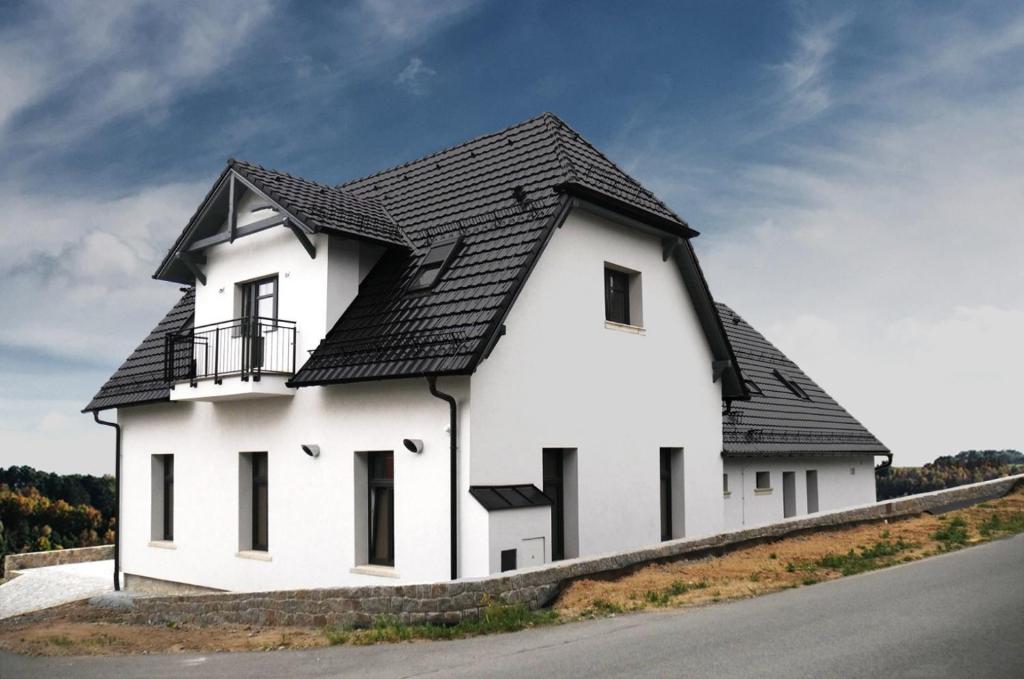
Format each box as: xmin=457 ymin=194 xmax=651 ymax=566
xmin=238 ymin=276 xmax=277 ymax=371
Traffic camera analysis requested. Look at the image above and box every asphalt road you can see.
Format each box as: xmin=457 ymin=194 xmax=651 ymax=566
xmin=3 ymin=534 xmax=1022 ymax=679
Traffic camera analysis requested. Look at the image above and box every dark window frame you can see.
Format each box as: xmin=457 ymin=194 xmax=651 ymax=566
xmin=368 ymin=451 xmax=395 ymax=567
xmin=755 ymin=471 xmax=771 ymax=490
xmin=543 ymin=450 xmax=565 ymax=562
xmin=409 ymin=236 xmax=461 ymax=292
xmin=251 ymin=452 xmax=269 ymax=552
xmin=660 ymin=449 xmax=673 ymax=541
xmin=162 ymin=455 xmax=174 ymax=541
xmin=723 ymin=472 xmax=730 ymax=495
xmin=773 ymin=369 xmax=811 ymax=400
xmin=604 ymin=266 xmax=631 ymax=325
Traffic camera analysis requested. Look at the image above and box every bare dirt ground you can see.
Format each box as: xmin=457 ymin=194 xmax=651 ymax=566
xmin=1 ymin=486 xmax=1020 ymax=657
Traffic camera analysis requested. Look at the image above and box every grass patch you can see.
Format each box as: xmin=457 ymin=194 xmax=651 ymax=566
xmin=324 ymin=602 xmax=559 ymax=646
xmin=932 ymin=516 xmax=969 ymax=548
xmin=978 ymin=512 xmax=1024 ymax=537
xmin=816 ymin=538 xmax=915 ymax=576
xmin=47 ymin=635 xmax=74 ymax=647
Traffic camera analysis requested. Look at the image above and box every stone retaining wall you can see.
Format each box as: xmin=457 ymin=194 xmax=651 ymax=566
xmin=3 ymin=544 xmax=114 ymax=576
xmin=128 ymin=474 xmax=1023 ymax=628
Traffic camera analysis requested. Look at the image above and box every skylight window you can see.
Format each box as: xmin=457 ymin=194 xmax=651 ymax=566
xmin=409 ymin=236 xmax=461 ymax=291
xmin=773 ymin=369 xmax=811 ymax=400
xmin=744 ymin=380 xmax=763 ymax=395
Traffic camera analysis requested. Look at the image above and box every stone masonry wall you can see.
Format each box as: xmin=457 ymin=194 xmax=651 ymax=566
xmin=3 ymin=544 xmax=114 ymax=576
xmin=127 ymin=474 xmax=1023 ymax=628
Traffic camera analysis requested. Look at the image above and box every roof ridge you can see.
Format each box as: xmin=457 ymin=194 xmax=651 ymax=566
xmin=338 ymin=112 xmax=554 ymax=191
xmin=549 ymin=116 xmax=689 ymax=227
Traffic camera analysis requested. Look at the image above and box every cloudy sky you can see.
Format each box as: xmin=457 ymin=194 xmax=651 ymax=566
xmin=0 ymin=0 xmax=1020 ymax=474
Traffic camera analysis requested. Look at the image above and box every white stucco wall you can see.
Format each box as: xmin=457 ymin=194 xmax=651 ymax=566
xmin=118 ymin=377 xmax=466 ymax=592
xmin=722 ymin=456 xmax=877 ymax=530
xmin=469 ymin=206 xmax=725 ymax=567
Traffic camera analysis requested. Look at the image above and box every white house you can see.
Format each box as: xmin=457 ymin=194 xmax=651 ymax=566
xmin=84 ymin=113 xmax=889 ymax=594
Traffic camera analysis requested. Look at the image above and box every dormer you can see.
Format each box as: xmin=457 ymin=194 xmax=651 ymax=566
xmin=154 ymin=160 xmax=407 ymax=402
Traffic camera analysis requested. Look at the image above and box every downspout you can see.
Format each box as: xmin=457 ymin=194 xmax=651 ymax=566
xmin=92 ymin=411 xmax=121 ymax=592
xmin=427 ymin=376 xmax=458 ymax=580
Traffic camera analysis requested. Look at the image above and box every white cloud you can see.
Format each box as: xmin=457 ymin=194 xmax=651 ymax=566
xmin=614 ymin=7 xmax=1024 ymax=465
xmin=0 ymin=1 xmax=273 ymax=147
xmin=770 ymin=11 xmax=852 ymax=126
xmin=396 ymin=57 xmax=437 ymax=95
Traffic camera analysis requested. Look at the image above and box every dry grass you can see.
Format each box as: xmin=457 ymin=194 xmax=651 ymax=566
xmin=555 ymin=487 xmax=1024 ymax=618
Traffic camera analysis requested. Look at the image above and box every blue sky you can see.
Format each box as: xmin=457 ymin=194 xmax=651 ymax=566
xmin=1 ymin=0 xmax=1021 ymax=473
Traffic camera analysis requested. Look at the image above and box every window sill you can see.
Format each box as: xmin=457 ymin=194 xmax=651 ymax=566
xmin=723 ymin=491 xmax=732 ymax=498
xmin=148 ymin=540 xmax=176 ymax=550
xmin=604 ymin=320 xmax=646 ymax=335
xmin=236 ymin=550 xmax=272 ymax=562
xmin=350 ymin=565 xmax=400 ymax=579
xmin=754 ymin=488 xmax=773 ymax=496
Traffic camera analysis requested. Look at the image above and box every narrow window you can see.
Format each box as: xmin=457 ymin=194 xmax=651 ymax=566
xmin=251 ymin=452 xmax=268 ymax=551
xmin=151 ymin=454 xmax=174 ymax=542
xmin=543 ymin=449 xmax=565 ymax=561
xmin=660 ymin=449 xmax=673 ymax=541
xmin=162 ymin=456 xmax=174 ymax=541
xmin=604 ymin=267 xmax=631 ymax=324
xmin=806 ymin=470 xmax=819 ymax=514
xmin=500 ymin=549 xmax=517 ymax=573
xmin=723 ymin=472 xmax=730 ymax=495
xmin=755 ymin=471 xmax=771 ymax=491
xmin=368 ymin=451 xmax=395 ymax=566
xmin=409 ymin=237 xmax=461 ymax=291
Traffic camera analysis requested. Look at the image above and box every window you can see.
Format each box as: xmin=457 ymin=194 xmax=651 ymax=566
xmin=543 ymin=449 xmax=565 ymax=561
xmin=773 ymin=369 xmax=810 ymax=400
xmin=251 ymin=452 xmax=268 ymax=551
xmin=660 ymin=449 xmax=673 ymax=541
xmin=151 ymin=455 xmax=174 ymax=542
xmin=755 ymin=471 xmax=771 ymax=491
xmin=744 ymin=380 xmax=763 ymax=396
xmin=605 ymin=268 xmax=630 ymax=324
xmin=604 ymin=264 xmax=643 ymax=327
xmin=240 ymin=276 xmax=278 ymax=322
xmin=368 ymin=451 xmax=394 ymax=566
xmin=409 ymin=237 xmax=461 ymax=291
xmin=723 ymin=473 xmax=730 ymax=495
xmin=500 ymin=549 xmax=517 ymax=572
xmin=238 ymin=452 xmax=269 ymax=553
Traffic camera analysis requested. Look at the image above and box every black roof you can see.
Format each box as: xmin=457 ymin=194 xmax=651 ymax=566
xmin=717 ymin=303 xmax=889 ymax=457
xmin=84 ymin=289 xmax=194 ymax=412
xmin=469 ymin=485 xmax=552 ymax=511
xmin=86 ymin=113 xmax=746 ymax=410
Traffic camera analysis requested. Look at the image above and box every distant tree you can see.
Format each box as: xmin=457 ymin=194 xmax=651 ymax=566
xmin=876 ymin=449 xmax=1020 ymax=500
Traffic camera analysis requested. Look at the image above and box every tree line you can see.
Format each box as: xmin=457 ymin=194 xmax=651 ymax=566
xmin=0 ymin=466 xmax=115 ymax=571
xmin=876 ymin=450 xmax=1024 ymax=500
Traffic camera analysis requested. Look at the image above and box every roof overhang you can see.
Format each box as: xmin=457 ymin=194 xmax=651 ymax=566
xmin=555 ymin=181 xmax=699 ymax=239
xmin=722 ymin=450 xmax=891 ymax=459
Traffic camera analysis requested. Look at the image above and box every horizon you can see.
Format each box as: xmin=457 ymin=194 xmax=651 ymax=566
xmin=1 ymin=0 xmax=1021 ymax=474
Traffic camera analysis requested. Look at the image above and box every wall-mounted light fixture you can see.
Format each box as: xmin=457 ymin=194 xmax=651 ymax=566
xmin=403 ymin=438 xmax=424 ymax=454
xmin=301 ymin=444 xmax=320 ymax=458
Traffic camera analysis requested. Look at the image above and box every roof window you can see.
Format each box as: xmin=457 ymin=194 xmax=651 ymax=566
xmin=744 ymin=380 xmax=763 ymax=395
xmin=773 ymin=369 xmax=811 ymax=400
xmin=409 ymin=236 xmax=461 ymax=291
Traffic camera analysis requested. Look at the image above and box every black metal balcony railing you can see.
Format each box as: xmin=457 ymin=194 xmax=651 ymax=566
xmin=164 ymin=317 xmax=296 ymax=386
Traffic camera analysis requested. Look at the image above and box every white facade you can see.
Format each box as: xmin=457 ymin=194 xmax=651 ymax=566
xmin=115 ymin=205 xmax=879 ymax=593
xmin=722 ymin=456 xmax=877 ymax=530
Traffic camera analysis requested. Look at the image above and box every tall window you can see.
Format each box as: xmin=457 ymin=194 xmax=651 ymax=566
xmin=151 ymin=454 xmax=174 ymax=542
xmin=368 ymin=451 xmax=394 ymax=566
xmin=660 ymin=449 xmax=672 ymax=541
xmin=239 ymin=276 xmax=278 ymax=323
xmin=251 ymin=452 xmax=268 ymax=551
xmin=162 ymin=456 xmax=174 ymax=541
xmin=543 ymin=449 xmax=565 ymax=561
xmin=604 ymin=267 xmax=631 ymax=324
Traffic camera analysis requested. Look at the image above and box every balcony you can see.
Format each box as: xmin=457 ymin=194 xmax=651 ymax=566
xmin=165 ymin=317 xmax=297 ymax=402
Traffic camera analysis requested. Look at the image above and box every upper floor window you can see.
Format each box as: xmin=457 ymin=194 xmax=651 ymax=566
xmin=240 ymin=276 xmax=278 ymax=322
xmin=409 ymin=236 xmax=461 ymax=292
xmin=604 ymin=264 xmax=643 ymax=327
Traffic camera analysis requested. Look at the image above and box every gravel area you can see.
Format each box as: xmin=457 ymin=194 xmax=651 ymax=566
xmin=0 ymin=560 xmax=118 ymax=620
